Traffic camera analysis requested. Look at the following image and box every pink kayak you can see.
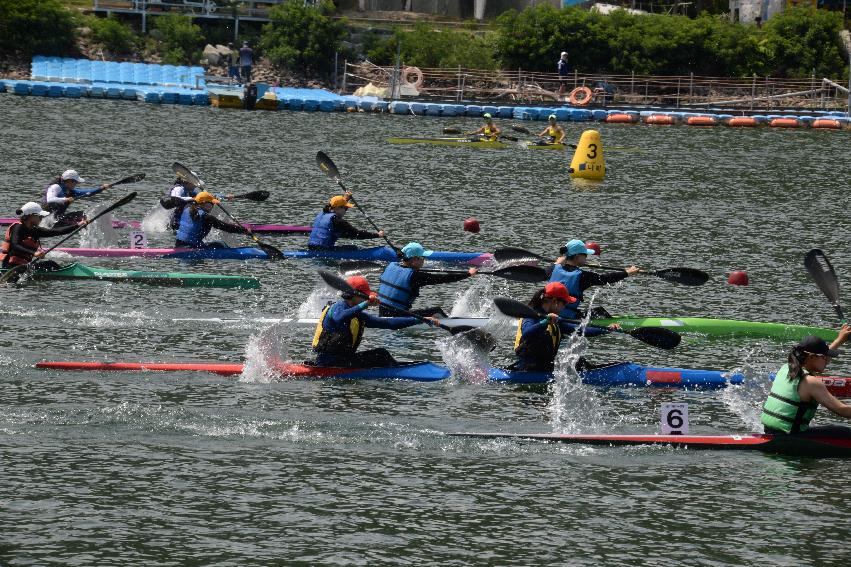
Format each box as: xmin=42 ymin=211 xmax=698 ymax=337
xmin=0 ymin=217 xmax=310 ymax=235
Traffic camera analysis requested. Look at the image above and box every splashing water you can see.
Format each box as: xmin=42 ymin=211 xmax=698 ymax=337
xmin=721 ymin=345 xmax=774 ymax=431
xmin=448 ymin=276 xmax=508 ymax=318
xmin=296 ymin=286 xmax=337 ymax=319
xmin=436 ymin=331 xmax=492 ymax=384
xmin=141 ymin=204 xmax=172 ymax=234
xmin=78 ymin=204 xmax=118 ymax=248
xmin=240 ymin=332 xmax=277 ymax=383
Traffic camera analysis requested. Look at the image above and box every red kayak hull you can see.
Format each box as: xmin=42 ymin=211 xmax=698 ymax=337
xmin=35 ymin=361 xmax=244 ymax=376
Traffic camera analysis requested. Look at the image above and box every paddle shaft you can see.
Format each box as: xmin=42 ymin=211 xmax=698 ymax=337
xmin=215 ymin=203 xmax=284 ymax=259
xmin=804 ymin=249 xmax=846 ymax=322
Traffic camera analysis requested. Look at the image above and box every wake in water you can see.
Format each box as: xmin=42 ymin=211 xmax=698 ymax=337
xmin=78 ymin=203 xmax=118 ymax=248
xmin=448 ymin=276 xmax=509 ymax=318
xmin=141 ymin=204 xmax=172 ymax=234
xmin=721 ymin=344 xmax=774 ymax=431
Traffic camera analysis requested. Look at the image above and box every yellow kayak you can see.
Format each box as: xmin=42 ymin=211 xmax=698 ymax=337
xmin=524 ymin=140 xmax=568 ymax=150
xmin=387 ymin=136 xmax=509 ymax=149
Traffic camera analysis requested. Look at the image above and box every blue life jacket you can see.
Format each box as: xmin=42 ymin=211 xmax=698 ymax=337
xmin=549 ymin=264 xmax=583 ymax=319
xmin=308 ymin=212 xmax=338 ymax=248
xmin=175 ymin=207 xmax=211 ymax=247
xmin=377 ymin=262 xmax=417 ymax=311
xmin=168 ymin=184 xmax=197 ymax=230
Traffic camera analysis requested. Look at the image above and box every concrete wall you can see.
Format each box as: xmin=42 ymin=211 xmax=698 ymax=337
xmin=340 ymin=0 xmax=561 ymax=19
xmin=728 ymin=0 xmax=788 ymax=23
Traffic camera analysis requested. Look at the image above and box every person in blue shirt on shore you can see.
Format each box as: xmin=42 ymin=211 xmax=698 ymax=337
xmin=548 ymin=239 xmax=639 ymax=319
xmin=557 ymin=51 xmax=569 ymax=98
xmin=312 ymin=275 xmax=438 ymax=367
xmin=307 ymin=193 xmax=384 ymax=250
xmin=43 ymin=169 xmax=109 ymax=226
xmin=377 ymin=241 xmax=477 ymax=318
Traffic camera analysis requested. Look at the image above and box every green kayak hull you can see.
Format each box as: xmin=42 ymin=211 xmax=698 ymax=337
xmin=593 ymin=316 xmax=837 ymax=341
xmin=6 ymin=263 xmax=259 ymax=289
xmin=387 ymin=137 xmax=509 ymax=149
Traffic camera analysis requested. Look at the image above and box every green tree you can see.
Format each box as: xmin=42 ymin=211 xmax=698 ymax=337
xmin=260 ymin=0 xmax=347 ymax=76
xmin=152 ymin=13 xmax=204 ymax=65
xmin=0 ymin=0 xmax=77 ymax=57
xmin=366 ymin=23 xmax=497 ymax=69
xmin=761 ymin=7 xmax=846 ymax=78
xmin=87 ymin=15 xmax=138 ymax=57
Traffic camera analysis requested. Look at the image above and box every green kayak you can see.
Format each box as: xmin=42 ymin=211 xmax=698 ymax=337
xmin=4 ymin=262 xmax=259 ymax=289
xmin=593 ymin=316 xmax=837 ymax=342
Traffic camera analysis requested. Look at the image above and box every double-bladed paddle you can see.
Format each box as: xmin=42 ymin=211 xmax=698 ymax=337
xmin=215 ymin=203 xmax=284 ymax=260
xmin=492 ymin=246 xmax=709 ymax=286
xmin=318 ymin=269 xmax=496 ymax=351
xmin=1 ymin=192 xmax=138 ymax=284
xmin=338 ymin=260 xmax=548 ymax=283
xmin=492 ymin=296 xmax=681 ymax=350
xmin=804 ymin=249 xmax=845 ymax=322
xmin=442 ymin=127 xmax=518 ymax=142
xmin=511 ymin=125 xmax=575 ymax=148
xmin=160 ymin=190 xmax=270 ymax=210
xmin=106 ymin=173 xmax=146 ymax=188
xmin=316 ymin=151 xmax=400 ymax=255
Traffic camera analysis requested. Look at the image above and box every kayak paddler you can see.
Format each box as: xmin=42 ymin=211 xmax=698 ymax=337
xmin=548 ymin=239 xmax=639 ymax=319
xmin=174 ymin=191 xmax=250 ymax=249
xmin=43 ymin=169 xmax=109 ymax=227
xmin=163 ymin=170 xmax=234 ymax=231
xmin=312 ymin=275 xmax=438 ymax=367
xmin=1 ymin=202 xmax=88 ymax=274
xmin=761 ymin=330 xmax=851 ymax=437
xmin=467 ymin=113 xmax=501 ymax=141
xmin=537 ymin=114 xmax=565 ymax=144
xmin=510 ymin=282 xmax=614 ymax=372
xmin=307 ymin=192 xmax=385 ymax=251
xmin=377 ymin=241 xmax=477 ymax=318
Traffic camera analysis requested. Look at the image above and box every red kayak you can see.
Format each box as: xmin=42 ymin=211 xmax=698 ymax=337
xmin=451 ymin=432 xmax=851 ymax=457
xmin=35 ymin=361 xmax=244 ymax=376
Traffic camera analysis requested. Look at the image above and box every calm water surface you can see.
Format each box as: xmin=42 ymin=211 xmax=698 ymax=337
xmin=2 ymin=95 xmax=851 ymax=565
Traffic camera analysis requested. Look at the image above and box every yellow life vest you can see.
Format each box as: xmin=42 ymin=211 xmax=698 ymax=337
xmin=312 ymin=303 xmax=364 ymax=354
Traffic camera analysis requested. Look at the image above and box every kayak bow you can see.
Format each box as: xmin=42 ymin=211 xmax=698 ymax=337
xmin=0 ymin=218 xmax=311 ymax=235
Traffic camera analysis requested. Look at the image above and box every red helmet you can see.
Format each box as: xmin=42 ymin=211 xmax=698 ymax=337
xmin=543 ymin=282 xmax=576 ymax=303
xmin=346 ymin=275 xmax=371 ymax=296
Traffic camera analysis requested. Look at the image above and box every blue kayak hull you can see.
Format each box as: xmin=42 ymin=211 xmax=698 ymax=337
xmin=283 ymin=246 xmax=490 ymax=264
xmin=273 ymin=361 xmax=451 ymax=382
xmin=488 ymin=362 xmax=744 ymax=389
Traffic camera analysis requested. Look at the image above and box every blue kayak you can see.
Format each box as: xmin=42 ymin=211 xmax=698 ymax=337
xmin=272 ymin=361 xmax=451 ymax=382
xmin=59 ymin=246 xmax=491 ymax=265
xmin=488 ymin=361 xmax=745 ymax=389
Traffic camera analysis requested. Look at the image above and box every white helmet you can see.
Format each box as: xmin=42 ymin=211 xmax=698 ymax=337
xmin=17 ymin=202 xmax=50 ymax=218
xmin=61 ymin=169 xmax=85 ymax=183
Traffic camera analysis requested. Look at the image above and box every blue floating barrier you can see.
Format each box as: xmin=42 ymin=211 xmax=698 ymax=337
xmin=64 ymin=85 xmax=82 ymax=98
xmin=482 ymin=105 xmax=498 ymax=116
xmin=512 ymin=107 xmax=529 ymax=119
xmin=12 ymin=81 xmax=30 ymax=96
xmin=373 ymin=101 xmax=389 ymax=112
xmin=409 ymin=102 xmax=426 ymax=115
xmin=319 ymin=100 xmax=335 ymax=112
xmin=302 ymin=98 xmax=319 ymax=111
xmin=497 ymin=106 xmax=513 ymax=119
xmin=591 ymin=109 xmax=607 ymax=121
xmin=287 ymin=98 xmax=303 ymax=111
xmin=441 ymin=105 xmax=457 ymax=117
xmin=177 ymin=92 xmax=193 ymax=105
xmin=106 ymin=86 xmax=122 ymax=99
xmin=553 ymin=108 xmax=570 ymax=121
xmin=142 ymin=91 xmax=161 ymax=103
xmin=161 ymin=91 xmax=178 ymax=104
xmin=357 ymin=100 xmax=374 ymax=112
xmin=570 ymin=109 xmax=593 ymax=121
xmin=48 ymin=84 xmax=63 ymax=97
xmin=389 ymin=101 xmax=409 ymax=114
xmin=121 ymin=88 xmax=137 ymax=100
xmin=31 ymin=83 xmax=48 ymax=96
xmin=465 ymin=105 xmax=483 ymax=116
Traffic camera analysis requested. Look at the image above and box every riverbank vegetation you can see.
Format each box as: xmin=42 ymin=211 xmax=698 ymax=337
xmin=0 ymin=0 xmax=847 ymax=80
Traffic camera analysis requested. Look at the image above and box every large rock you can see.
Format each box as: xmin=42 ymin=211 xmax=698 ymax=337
xmin=204 ymin=44 xmax=234 ymax=67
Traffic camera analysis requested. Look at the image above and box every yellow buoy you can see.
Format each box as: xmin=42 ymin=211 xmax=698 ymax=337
xmin=569 ymin=129 xmax=605 ymax=181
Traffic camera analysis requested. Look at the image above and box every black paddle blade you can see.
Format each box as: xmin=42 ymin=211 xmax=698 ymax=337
xmin=111 ymin=173 xmax=145 ymax=187
xmin=449 ymin=326 xmax=497 ymax=352
xmin=235 ymin=190 xmax=270 ymax=202
xmin=491 ymin=265 xmax=548 ymax=283
xmin=172 ymin=162 xmax=203 ymax=186
xmin=652 ymin=267 xmax=709 ymax=286
xmin=500 ymin=134 xmax=519 ymax=142
xmin=159 ymin=196 xmax=182 ymax=210
xmin=443 ymin=127 xmax=463 ymax=134
xmin=512 ymin=124 xmax=532 ymax=135
xmin=316 ymin=151 xmax=341 ymax=182
xmin=805 ymin=248 xmax=845 ymax=321
xmin=102 ymin=191 xmax=137 ymax=216
xmin=318 ymin=268 xmax=358 ymax=296
xmin=624 ymin=326 xmax=681 ymax=350
xmin=0 ymin=264 xmax=27 ymax=285
xmin=339 ymin=260 xmax=383 ymax=275
xmin=493 ymin=296 xmax=540 ymax=320
xmin=492 ymin=247 xmax=546 ymax=264
xmin=255 ymin=240 xmax=285 ymax=260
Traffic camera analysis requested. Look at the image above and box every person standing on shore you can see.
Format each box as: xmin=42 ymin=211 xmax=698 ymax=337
xmin=239 ymin=41 xmax=254 ymax=82
xmin=227 ymin=42 xmax=240 ymax=82
xmin=557 ymin=51 xmax=569 ymax=98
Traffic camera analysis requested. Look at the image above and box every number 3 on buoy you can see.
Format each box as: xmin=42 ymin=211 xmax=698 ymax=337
xmin=661 ymin=403 xmax=689 ymax=435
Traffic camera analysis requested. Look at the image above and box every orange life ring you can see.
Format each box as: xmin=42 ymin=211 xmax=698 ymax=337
xmin=568 ymin=86 xmax=593 ymax=106
xmin=402 ymin=66 xmax=424 ymax=89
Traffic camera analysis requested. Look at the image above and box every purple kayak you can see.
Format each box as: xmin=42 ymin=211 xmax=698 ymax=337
xmin=0 ymin=217 xmax=310 ymax=235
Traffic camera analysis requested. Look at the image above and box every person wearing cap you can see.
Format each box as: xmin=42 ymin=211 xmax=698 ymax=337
xmin=312 ymin=275 xmax=439 ymax=367
xmin=761 ymin=329 xmax=851 ymax=436
xmin=537 ymin=115 xmax=565 ymax=144
xmin=307 ymin=192 xmax=385 ymax=251
xmin=174 ymin=191 xmax=250 ymax=248
xmin=239 ymin=41 xmax=253 ymax=82
xmin=162 ymin=170 xmax=233 ymax=232
xmin=377 ymin=241 xmax=478 ymax=318
xmin=466 ymin=113 xmax=501 ymax=141
xmin=557 ymin=51 xmax=569 ymax=97
xmin=43 ymin=169 xmax=109 ymax=226
xmin=227 ymin=42 xmax=240 ymax=82
xmin=548 ymin=239 xmax=639 ymax=319
xmin=1 ymin=202 xmax=87 ymax=273
xmin=510 ymin=282 xmax=614 ymax=372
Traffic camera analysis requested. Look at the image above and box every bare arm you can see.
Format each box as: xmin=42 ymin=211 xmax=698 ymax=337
xmin=802 ymin=377 xmax=851 ymax=419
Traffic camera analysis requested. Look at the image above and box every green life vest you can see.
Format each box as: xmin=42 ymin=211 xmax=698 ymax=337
xmin=760 ymin=364 xmax=818 ymax=433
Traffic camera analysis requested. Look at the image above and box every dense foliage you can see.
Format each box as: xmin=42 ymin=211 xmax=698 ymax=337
xmin=86 ymin=15 xmax=138 ymax=57
xmin=493 ymin=5 xmax=848 ymax=78
xmin=151 ymin=13 xmax=205 ymax=65
xmin=365 ymin=23 xmax=497 ymax=69
xmin=0 ymin=0 xmax=77 ymax=57
xmin=260 ymin=0 xmax=347 ymax=75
